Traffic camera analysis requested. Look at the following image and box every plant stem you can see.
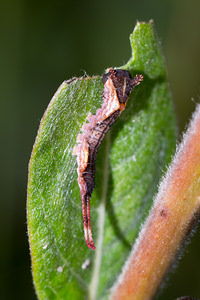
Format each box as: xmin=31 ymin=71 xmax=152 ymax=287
xmin=110 ymin=105 xmax=200 ymax=300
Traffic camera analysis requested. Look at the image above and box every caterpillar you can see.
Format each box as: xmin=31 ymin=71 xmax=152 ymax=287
xmin=73 ymin=68 xmax=143 ymax=249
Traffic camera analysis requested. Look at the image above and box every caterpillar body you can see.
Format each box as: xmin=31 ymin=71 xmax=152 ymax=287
xmin=73 ymin=68 xmax=143 ymax=249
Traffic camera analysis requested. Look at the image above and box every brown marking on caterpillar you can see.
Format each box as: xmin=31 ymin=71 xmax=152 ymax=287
xmin=73 ymin=68 xmax=143 ymax=249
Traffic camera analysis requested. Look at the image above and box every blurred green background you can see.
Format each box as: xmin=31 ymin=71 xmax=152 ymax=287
xmin=1 ymin=0 xmax=200 ymax=299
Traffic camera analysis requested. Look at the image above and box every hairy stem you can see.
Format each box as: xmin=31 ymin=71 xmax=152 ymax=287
xmin=110 ymin=105 xmax=200 ymax=300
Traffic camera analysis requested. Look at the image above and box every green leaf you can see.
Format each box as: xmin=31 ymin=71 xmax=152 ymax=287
xmin=27 ymin=21 xmax=177 ymax=300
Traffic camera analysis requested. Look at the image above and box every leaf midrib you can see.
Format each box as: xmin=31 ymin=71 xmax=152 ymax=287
xmin=89 ymin=132 xmax=111 ymax=300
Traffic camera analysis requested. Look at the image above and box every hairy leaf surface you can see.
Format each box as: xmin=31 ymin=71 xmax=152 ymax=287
xmin=27 ymin=21 xmax=177 ymax=300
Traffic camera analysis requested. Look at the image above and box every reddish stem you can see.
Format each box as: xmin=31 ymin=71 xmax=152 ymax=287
xmin=111 ymin=105 xmax=200 ymax=300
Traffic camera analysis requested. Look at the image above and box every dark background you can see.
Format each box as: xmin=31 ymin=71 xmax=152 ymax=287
xmin=1 ymin=0 xmax=200 ymax=299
